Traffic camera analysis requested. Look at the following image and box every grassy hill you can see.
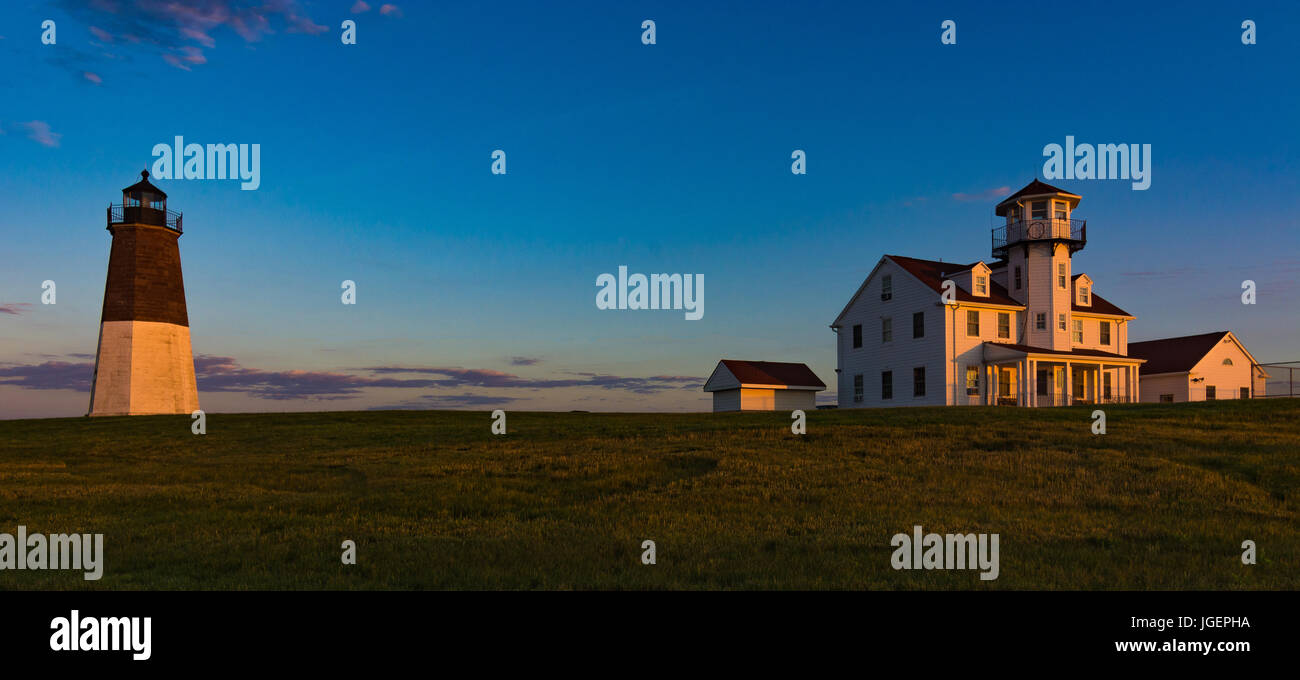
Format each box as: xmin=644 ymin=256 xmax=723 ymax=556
xmin=1 ymin=400 xmax=1297 ymax=589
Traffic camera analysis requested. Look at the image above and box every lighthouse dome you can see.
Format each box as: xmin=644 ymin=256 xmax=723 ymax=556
xmin=122 ymin=170 xmax=167 ymax=209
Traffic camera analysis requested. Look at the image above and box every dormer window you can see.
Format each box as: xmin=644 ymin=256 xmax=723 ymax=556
xmin=1080 ymin=286 xmax=1089 ymax=304
xmin=975 ymin=275 xmax=987 ymax=295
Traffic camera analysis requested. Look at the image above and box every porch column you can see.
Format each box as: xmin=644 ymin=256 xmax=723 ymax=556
xmin=1029 ymin=360 xmax=1037 ymax=407
xmin=1017 ymin=360 xmax=1025 ymax=406
xmin=1065 ymin=362 xmax=1073 ymax=406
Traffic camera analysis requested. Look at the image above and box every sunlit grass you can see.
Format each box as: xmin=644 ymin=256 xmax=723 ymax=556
xmin=0 ymin=399 xmax=1296 ymax=589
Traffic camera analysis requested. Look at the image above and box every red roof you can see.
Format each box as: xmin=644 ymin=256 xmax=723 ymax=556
xmin=1128 ymin=332 xmax=1230 ymax=374
xmin=719 ymin=360 xmax=825 ymax=388
xmin=887 ymin=255 xmax=1022 ymax=307
xmin=1070 ymin=276 xmax=1133 ymax=317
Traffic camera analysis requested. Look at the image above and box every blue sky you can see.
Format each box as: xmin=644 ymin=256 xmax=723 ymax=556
xmin=2 ymin=0 xmax=1298 ymax=418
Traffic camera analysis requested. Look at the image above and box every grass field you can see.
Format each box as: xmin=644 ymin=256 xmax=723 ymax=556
xmin=1 ymin=400 xmax=1297 ymax=590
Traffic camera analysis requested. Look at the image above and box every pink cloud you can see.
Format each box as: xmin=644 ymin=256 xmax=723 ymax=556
xmin=351 ymin=1 xmax=371 ymax=12
xmin=82 ymin=71 xmax=103 ymax=84
xmin=65 ymin=0 xmax=328 ymax=72
xmin=952 ymin=186 xmax=1011 ymax=202
xmin=0 ymin=303 xmax=33 ymax=315
xmin=379 ymin=4 xmax=403 ymax=17
xmin=20 ymin=121 xmax=61 ymax=148
xmin=181 ymin=26 xmax=216 ymax=48
xmin=162 ymin=53 xmax=191 ymax=70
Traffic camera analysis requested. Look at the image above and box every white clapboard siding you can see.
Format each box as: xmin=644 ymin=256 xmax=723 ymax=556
xmin=836 ymin=257 xmax=948 ymax=407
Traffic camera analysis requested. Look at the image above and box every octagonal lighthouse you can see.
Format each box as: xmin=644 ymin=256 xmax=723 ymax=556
xmin=88 ymin=171 xmax=200 ymax=416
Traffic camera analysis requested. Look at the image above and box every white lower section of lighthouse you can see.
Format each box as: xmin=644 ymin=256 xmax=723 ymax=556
xmin=89 ymin=320 xmax=200 ymax=416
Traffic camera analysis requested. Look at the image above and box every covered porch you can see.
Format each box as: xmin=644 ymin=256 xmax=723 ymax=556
xmin=979 ymin=343 xmax=1145 ymax=407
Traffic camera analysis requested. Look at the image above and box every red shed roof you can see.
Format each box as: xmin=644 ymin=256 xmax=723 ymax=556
xmin=716 ymin=360 xmax=825 ymax=389
xmin=1128 ymin=332 xmax=1231 ymax=375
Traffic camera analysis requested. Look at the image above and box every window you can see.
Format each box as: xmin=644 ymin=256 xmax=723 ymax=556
xmin=1159 ymin=394 xmax=1174 ymax=403
xmin=1037 ymin=368 xmax=1050 ymax=395
xmin=1099 ymin=322 xmax=1111 ymax=346
xmin=1058 ymin=263 xmax=1067 ymax=289
xmin=852 ymin=324 xmax=862 ymax=349
xmin=1014 ymin=266 xmax=1022 ymax=290
xmin=1031 ymin=202 xmax=1046 ymax=219
xmin=966 ymin=310 xmax=980 ymax=336
xmin=1058 ymin=313 xmax=1066 ymax=331
xmin=1222 ymin=358 xmax=1234 ymax=366
xmin=913 ymin=367 xmax=926 ymax=397
xmin=881 ymin=371 xmax=893 ymax=400
xmin=997 ymin=313 xmax=1010 ymax=339
xmin=1035 ymin=313 xmax=1046 ymax=330
xmin=853 ymin=374 xmax=864 ymax=403
xmin=965 ymin=366 xmax=979 ymax=395
xmin=1072 ymin=319 xmax=1083 ymax=343
xmin=1080 ymin=286 xmax=1089 ymax=304
xmin=881 ymin=275 xmax=892 ymax=301
xmin=912 ymin=312 xmax=924 ymax=339
xmin=1206 ymin=386 xmax=1216 ymax=400
xmin=882 ymin=317 xmax=892 ymax=343
xmin=1240 ymin=387 xmax=1250 ymax=399
xmin=1054 ymin=201 xmax=1068 ymax=220
xmin=1103 ymin=373 xmax=1112 ymax=399
xmin=976 ymin=275 xmax=987 ymax=295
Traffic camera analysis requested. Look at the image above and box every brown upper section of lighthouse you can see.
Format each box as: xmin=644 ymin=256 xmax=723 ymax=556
xmin=100 ymin=224 xmax=190 ymax=326
xmin=99 ymin=172 xmax=190 ymax=327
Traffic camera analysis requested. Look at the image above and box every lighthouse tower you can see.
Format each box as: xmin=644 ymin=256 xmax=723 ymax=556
xmin=88 ymin=171 xmax=200 ymax=416
xmin=991 ymin=179 xmax=1086 ymax=352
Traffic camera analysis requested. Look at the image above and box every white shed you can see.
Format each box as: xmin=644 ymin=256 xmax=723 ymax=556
xmin=703 ymin=360 xmax=826 ymax=412
xmin=1130 ymin=331 xmax=1268 ymax=402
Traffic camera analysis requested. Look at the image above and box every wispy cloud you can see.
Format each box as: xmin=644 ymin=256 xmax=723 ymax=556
xmin=19 ymin=121 xmax=61 ymax=148
xmin=379 ymin=4 xmax=403 ymax=18
xmin=952 ymin=185 xmax=1010 ymax=202
xmin=56 ymin=0 xmax=326 ymax=72
xmin=359 ymin=366 xmax=702 ymax=393
xmin=1 ymin=303 xmax=32 ymax=315
xmin=83 ymin=71 xmax=103 ymax=84
xmin=1118 ymin=267 xmax=1202 ymax=282
xmin=351 ymin=1 xmax=371 ymax=12
xmin=509 ymin=356 xmax=542 ymax=366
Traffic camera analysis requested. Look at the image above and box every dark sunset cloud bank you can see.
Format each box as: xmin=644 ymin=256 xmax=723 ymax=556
xmin=0 ymin=354 xmax=702 ymax=403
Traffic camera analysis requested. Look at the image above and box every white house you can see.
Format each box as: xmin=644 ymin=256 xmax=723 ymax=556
xmin=830 ymin=180 xmax=1145 ymax=407
xmin=703 ymin=360 xmax=826 ymax=412
xmin=1129 ymin=331 xmax=1269 ymax=402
